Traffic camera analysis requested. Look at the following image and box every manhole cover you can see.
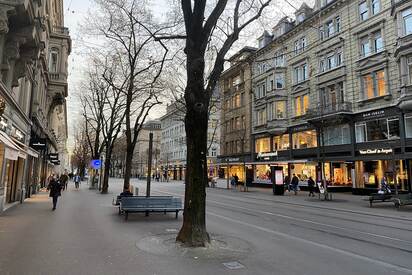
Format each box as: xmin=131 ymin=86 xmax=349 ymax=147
xmin=222 ymin=261 xmax=245 ymax=270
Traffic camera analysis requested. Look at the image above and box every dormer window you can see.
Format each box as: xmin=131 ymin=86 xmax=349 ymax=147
xmin=297 ymin=13 xmax=305 ymax=23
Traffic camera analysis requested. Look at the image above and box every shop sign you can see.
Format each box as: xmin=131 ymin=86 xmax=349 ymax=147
xmin=362 ymin=110 xmax=385 ymax=119
xmin=257 ymin=151 xmax=278 ymax=160
xmin=90 ymin=159 xmax=102 ymax=169
xmin=48 ymin=153 xmax=59 ymax=160
xmin=289 ymin=124 xmax=311 ymax=133
xmin=30 ymin=138 xmax=47 ymax=150
xmin=359 ymin=148 xmax=393 ymax=155
xmin=226 ymin=157 xmax=240 ymax=162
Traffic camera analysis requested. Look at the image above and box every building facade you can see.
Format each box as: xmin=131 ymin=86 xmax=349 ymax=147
xmin=248 ymin=0 xmax=412 ymax=194
xmin=218 ymin=47 xmax=255 ymax=184
xmin=160 ymin=100 xmax=220 ymax=181
xmin=0 ymin=0 xmax=70 ymax=210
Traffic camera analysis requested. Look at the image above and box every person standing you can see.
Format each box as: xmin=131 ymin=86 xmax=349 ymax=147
xmin=291 ymin=174 xmax=299 ymax=195
xmin=47 ymin=175 xmax=62 ymax=210
xmin=74 ymin=174 xmax=81 ymax=189
xmin=308 ymin=176 xmax=315 ymax=197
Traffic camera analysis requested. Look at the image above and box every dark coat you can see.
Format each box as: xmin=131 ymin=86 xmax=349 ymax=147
xmin=48 ymin=179 xmax=62 ymax=197
xmin=308 ymin=178 xmax=315 ymax=187
xmin=60 ymin=174 xmax=69 ymax=183
xmin=291 ymin=176 xmax=299 ymax=186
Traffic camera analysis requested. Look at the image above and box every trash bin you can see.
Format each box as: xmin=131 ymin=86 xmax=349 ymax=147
xmin=271 ymin=166 xmax=285 ymax=195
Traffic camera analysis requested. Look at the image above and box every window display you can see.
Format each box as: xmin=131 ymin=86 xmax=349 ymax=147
xmin=255 ymin=165 xmax=271 ymax=184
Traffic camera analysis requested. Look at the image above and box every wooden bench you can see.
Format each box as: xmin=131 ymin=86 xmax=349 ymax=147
xmin=394 ymin=193 xmax=412 ymax=209
xmin=119 ymin=196 xmax=182 ymax=220
xmin=367 ymin=193 xmax=393 ymax=207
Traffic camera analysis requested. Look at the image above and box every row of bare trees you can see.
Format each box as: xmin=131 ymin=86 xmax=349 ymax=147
xmin=71 ymin=0 xmax=275 ymax=247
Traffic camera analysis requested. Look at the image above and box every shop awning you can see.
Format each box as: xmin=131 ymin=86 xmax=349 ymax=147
xmin=0 ymin=131 xmax=20 ymax=160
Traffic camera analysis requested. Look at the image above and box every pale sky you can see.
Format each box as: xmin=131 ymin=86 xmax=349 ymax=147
xmin=63 ymin=0 xmax=312 ymax=149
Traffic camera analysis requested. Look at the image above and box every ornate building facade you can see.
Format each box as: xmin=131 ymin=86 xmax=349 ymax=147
xmin=0 ymin=0 xmax=70 ymax=210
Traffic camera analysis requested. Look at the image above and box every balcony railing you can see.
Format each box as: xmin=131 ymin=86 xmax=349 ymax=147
xmin=52 ymin=26 xmax=70 ymax=35
xmin=306 ymin=101 xmax=352 ymax=119
xmin=48 ymin=72 xmax=67 ymax=82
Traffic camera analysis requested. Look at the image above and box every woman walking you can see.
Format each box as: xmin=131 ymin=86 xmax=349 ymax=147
xmin=47 ymin=175 xmax=62 ymax=210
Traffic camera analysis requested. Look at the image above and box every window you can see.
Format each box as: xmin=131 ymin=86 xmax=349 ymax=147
xmin=234 ymin=94 xmax=241 ymax=107
xmin=318 ymin=49 xmax=343 ymax=72
xmin=408 ymin=57 xmax=412 ymax=84
xmin=255 ymin=137 xmax=271 ymax=153
xmin=275 ymin=74 xmax=284 ymax=89
xmin=371 ymin=0 xmax=380 ymax=15
xmin=405 ymin=114 xmax=412 ymax=138
xmin=295 ymin=94 xmax=309 ymax=116
xmin=273 ymin=134 xmax=289 ymax=151
xmin=372 ymin=32 xmax=383 ymax=52
xmin=363 ymin=70 xmax=386 ymax=99
xmin=241 ymin=115 xmax=246 ymax=129
xmin=256 ymin=109 xmax=267 ymax=125
xmin=293 ymin=63 xmax=308 ymax=83
xmin=294 ymin=37 xmax=306 ymax=54
xmin=255 ymin=83 xmax=266 ymax=99
xmin=323 ymin=124 xmax=350 ymax=145
xmin=355 ymin=117 xmax=400 ymax=142
xmin=359 ymin=1 xmax=368 ymax=21
xmin=326 ymin=20 xmax=334 ymax=37
xmin=335 ymin=16 xmax=341 ymax=33
xmin=292 ymin=130 xmax=317 ymax=149
xmin=49 ymin=49 xmax=59 ymax=72
xmin=274 ymin=53 xmax=285 ymax=67
xmin=361 ymin=37 xmax=370 ymax=57
xmin=276 ymin=101 xmax=286 ymax=119
xmin=402 ymin=8 xmax=412 ymax=36
xmin=240 ymin=92 xmax=245 ymax=105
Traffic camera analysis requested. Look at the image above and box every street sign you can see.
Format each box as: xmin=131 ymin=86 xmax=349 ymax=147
xmin=48 ymin=153 xmax=59 ymax=160
xmin=91 ymin=159 xmax=102 ymax=169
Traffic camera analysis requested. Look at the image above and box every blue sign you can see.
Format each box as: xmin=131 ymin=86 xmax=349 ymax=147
xmin=91 ymin=159 xmax=102 ymax=169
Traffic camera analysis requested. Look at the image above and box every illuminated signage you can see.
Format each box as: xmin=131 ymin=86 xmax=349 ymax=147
xmin=359 ymin=148 xmax=393 ymax=155
xmin=257 ymin=151 xmax=278 ymax=160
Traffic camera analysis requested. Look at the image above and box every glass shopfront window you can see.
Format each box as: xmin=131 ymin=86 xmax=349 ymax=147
xmin=273 ymin=134 xmax=290 ymax=151
xmin=255 ymin=137 xmax=271 ymax=153
xmin=291 ymin=163 xmax=316 ymax=186
xmin=355 ymin=117 xmax=400 ymax=142
xmin=324 ymin=162 xmax=351 ymax=186
xmin=405 ymin=114 xmax=412 ymax=138
xmin=292 ymin=130 xmax=317 ymax=149
xmin=255 ymin=164 xmax=271 ymax=184
xmin=355 ymin=160 xmax=408 ymax=190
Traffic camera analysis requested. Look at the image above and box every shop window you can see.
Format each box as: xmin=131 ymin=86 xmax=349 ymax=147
xmin=355 ymin=117 xmax=400 ymax=142
xmin=401 ymin=8 xmax=412 ymax=36
xmin=255 ymin=137 xmax=271 ymax=153
xmin=255 ymin=164 xmax=271 ymax=183
xmin=362 ymin=70 xmax=386 ymax=99
xmin=292 ymin=130 xmax=317 ymax=149
xmin=273 ymin=134 xmax=289 ymax=150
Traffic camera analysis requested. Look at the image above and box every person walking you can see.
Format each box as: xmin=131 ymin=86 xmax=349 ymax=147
xmin=47 ymin=175 xmax=62 ymax=210
xmin=308 ymin=176 xmax=315 ymax=197
xmin=234 ymin=174 xmax=239 ymax=190
xmin=291 ymin=174 xmax=299 ymax=195
xmin=60 ymin=172 xmax=69 ymax=191
xmin=74 ymin=174 xmax=81 ymax=189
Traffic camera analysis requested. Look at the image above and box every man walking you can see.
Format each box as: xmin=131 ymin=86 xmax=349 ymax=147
xmin=47 ymin=175 xmax=62 ymax=210
xmin=60 ymin=172 xmax=69 ymax=191
xmin=74 ymin=174 xmax=81 ymax=189
xmin=291 ymin=174 xmax=299 ymax=195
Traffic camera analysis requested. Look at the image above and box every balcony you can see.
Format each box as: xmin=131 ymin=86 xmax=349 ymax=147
xmin=52 ymin=26 xmax=70 ymax=36
xmin=306 ymin=101 xmax=352 ymax=124
xmin=398 ymin=85 xmax=412 ymax=111
xmin=47 ymin=72 xmax=68 ymax=97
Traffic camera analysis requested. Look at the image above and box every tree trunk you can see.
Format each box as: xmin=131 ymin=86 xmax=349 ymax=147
xmin=123 ymin=144 xmax=133 ymax=190
xmin=176 ymin=50 xmax=210 ymax=247
xmin=101 ymin=149 xmax=112 ymax=194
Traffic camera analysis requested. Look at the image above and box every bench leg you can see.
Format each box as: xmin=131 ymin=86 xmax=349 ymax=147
xmin=125 ymin=211 xmax=129 ymax=221
xmin=145 ymin=210 xmax=149 ymax=217
xmin=164 ymin=210 xmax=166 ymax=215
xmin=369 ymin=200 xmax=373 ymax=208
xmin=175 ymin=210 xmax=178 ymax=219
xmin=118 ymin=207 xmax=121 ymax=215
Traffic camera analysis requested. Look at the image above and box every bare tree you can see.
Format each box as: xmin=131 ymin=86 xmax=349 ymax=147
xmin=86 ymin=0 xmax=170 ymax=190
xmin=71 ymin=122 xmax=91 ymax=179
xmin=169 ymin=0 xmax=273 ymax=247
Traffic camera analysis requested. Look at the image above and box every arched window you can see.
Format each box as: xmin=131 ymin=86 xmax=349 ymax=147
xmin=49 ymin=48 xmax=59 ymax=72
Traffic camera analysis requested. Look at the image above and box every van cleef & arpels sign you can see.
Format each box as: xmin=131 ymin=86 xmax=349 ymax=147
xmin=359 ymin=148 xmax=393 ymax=155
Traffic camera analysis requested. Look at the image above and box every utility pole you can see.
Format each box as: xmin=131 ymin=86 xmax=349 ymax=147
xmin=146 ymin=132 xmax=153 ymax=198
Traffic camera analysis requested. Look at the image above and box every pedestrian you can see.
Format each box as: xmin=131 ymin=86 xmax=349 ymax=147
xmin=230 ymin=174 xmax=235 ymax=189
xmin=234 ymin=174 xmax=239 ymax=190
xmin=291 ymin=174 xmax=299 ymax=195
xmin=60 ymin=172 xmax=69 ymax=191
xmin=47 ymin=175 xmax=62 ymax=210
xmin=308 ymin=176 xmax=315 ymax=197
xmin=380 ymin=176 xmax=391 ymax=194
xmin=284 ymin=175 xmax=290 ymax=192
xmin=74 ymin=174 xmax=81 ymax=189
